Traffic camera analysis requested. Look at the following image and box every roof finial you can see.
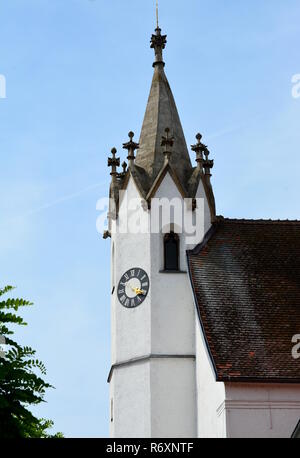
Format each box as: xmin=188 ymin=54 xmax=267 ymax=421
xmin=191 ymin=133 xmax=205 ymax=172
xmin=108 ymin=148 xmax=120 ymax=208
xmin=150 ymin=23 xmax=167 ymax=68
xmin=122 ymin=131 xmax=139 ymax=167
xmin=156 ymin=0 xmax=159 ymax=28
xmin=191 ymin=133 xmax=214 ymax=179
xmin=161 ymin=127 xmax=174 ymax=163
xmin=108 ymin=148 xmax=120 ymax=181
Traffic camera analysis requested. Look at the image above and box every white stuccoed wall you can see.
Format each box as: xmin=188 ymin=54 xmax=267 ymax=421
xmin=109 ymin=173 xmax=210 ymax=438
xmin=224 ymin=383 xmax=300 ymax=438
xmin=150 ymin=173 xmax=195 ymax=355
xmin=149 ymin=173 xmax=197 ymax=437
xmin=110 ymin=362 xmax=151 ymax=438
xmin=195 ymin=318 xmax=227 ymax=438
xmin=195 ymin=179 xmax=212 ymax=238
xmin=111 ymin=178 xmax=152 ymax=365
xmin=110 ymin=177 xmax=152 ymax=438
xmin=150 ymin=358 xmax=197 ymax=437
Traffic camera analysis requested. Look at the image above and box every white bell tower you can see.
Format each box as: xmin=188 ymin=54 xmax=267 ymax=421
xmin=105 ymin=25 xmax=215 ymax=438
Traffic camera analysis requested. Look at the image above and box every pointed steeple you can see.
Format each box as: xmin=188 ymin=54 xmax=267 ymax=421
xmin=135 ymin=26 xmax=192 ymax=189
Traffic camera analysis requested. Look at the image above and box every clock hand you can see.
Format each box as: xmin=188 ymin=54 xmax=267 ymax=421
xmin=132 ymin=287 xmax=146 ymax=295
xmin=124 ymin=282 xmax=138 ymax=292
xmin=124 ymin=282 xmax=145 ymax=295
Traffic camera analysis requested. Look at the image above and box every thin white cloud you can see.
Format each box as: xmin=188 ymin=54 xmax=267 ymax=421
xmin=206 ymin=112 xmax=265 ymax=141
xmin=27 ymin=181 xmax=107 ymax=216
xmin=0 ymin=181 xmax=108 ymax=253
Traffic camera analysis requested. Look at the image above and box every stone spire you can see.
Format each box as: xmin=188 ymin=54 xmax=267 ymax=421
xmin=135 ymin=26 xmax=193 ymax=190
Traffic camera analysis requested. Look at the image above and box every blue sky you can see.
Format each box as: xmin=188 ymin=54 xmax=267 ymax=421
xmin=0 ymin=0 xmax=299 ymax=437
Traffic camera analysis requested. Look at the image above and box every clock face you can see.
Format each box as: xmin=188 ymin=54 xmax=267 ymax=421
xmin=117 ymin=268 xmax=150 ymax=308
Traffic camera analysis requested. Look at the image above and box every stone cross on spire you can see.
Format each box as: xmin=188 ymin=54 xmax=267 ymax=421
xmin=203 ymin=152 xmax=214 ymax=178
xmin=161 ymin=127 xmax=174 ymax=163
xmin=150 ymin=26 xmax=167 ymax=67
xmin=122 ymin=131 xmax=139 ymax=168
xmin=191 ymin=133 xmax=214 ymax=185
xmin=108 ymin=148 xmax=120 ymax=181
xmin=107 ymin=147 xmax=120 ymax=221
xmin=108 ymin=147 xmax=120 ymax=173
xmin=191 ymin=133 xmax=206 ymax=172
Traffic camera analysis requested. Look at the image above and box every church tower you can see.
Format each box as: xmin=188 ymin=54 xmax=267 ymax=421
xmin=105 ymin=25 xmax=216 ymax=438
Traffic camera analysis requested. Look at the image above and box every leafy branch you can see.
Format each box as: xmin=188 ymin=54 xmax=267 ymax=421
xmin=0 ymin=286 xmax=63 ymax=438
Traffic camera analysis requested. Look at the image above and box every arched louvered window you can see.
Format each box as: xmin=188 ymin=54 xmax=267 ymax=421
xmin=164 ymin=231 xmax=179 ymax=271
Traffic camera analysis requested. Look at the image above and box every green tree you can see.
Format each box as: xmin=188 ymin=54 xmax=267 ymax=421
xmin=0 ymin=285 xmax=63 ymax=438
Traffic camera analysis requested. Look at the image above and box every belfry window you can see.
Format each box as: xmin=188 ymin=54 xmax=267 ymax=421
xmin=164 ymin=232 xmax=179 ymax=271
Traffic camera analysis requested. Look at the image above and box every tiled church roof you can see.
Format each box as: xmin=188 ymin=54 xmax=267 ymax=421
xmin=187 ymin=218 xmax=300 ymax=382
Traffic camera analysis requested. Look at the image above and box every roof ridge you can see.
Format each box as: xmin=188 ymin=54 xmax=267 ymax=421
xmin=217 ymin=216 xmax=300 ymax=225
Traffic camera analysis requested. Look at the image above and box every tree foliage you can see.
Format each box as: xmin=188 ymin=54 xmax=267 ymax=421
xmin=0 ymin=286 xmax=63 ymax=438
